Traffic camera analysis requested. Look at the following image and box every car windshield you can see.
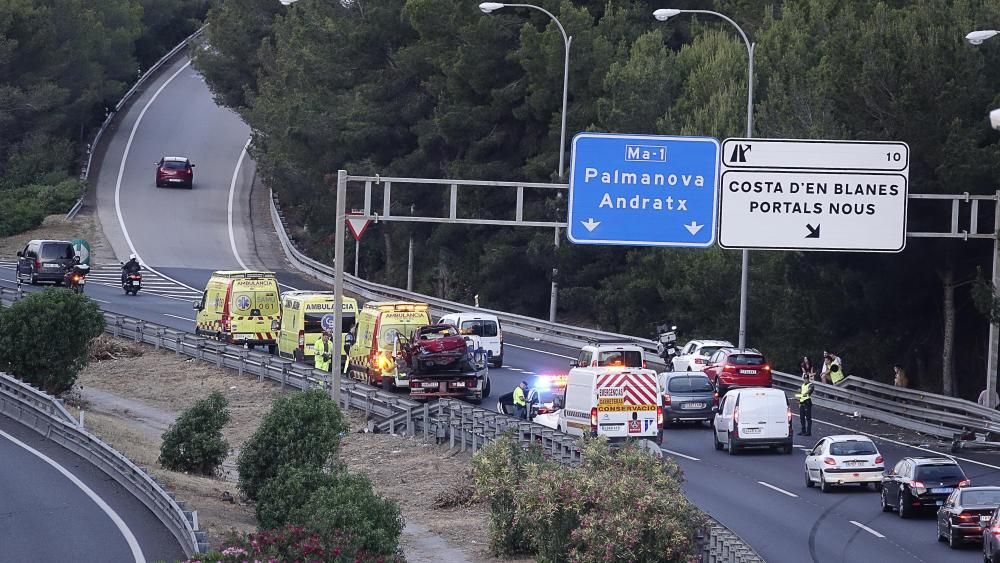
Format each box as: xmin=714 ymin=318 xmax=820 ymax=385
xmin=697 ymin=346 xmax=725 ymax=357
xmin=460 ymin=320 xmax=498 ymax=337
xmin=829 ymin=440 xmax=877 ymax=456
xmin=668 ymin=376 xmax=714 ymax=393
xmin=597 ymin=350 xmax=643 ymax=367
xmin=40 ymin=243 xmax=73 ymax=260
xmin=727 ymin=354 xmax=765 ymax=366
xmin=961 ymin=490 xmax=1000 ymax=506
xmin=915 ymin=465 xmax=965 ymax=482
xmin=163 ymin=160 xmax=187 ymax=169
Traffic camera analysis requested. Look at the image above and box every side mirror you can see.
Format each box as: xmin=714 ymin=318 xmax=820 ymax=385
xmin=569 ymin=360 xmax=578 ymax=368
xmin=711 ymin=406 xmax=719 ymax=414
xmin=192 ymin=301 xmax=202 ymax=311
xmin=16 ymin=251 xmax=22 ymax=257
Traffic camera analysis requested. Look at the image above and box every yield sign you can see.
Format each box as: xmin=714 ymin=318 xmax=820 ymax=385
xmin=346 ymin=215 xmax=371 ymax=241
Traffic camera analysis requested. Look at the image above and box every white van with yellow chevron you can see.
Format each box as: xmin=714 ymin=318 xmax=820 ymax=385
xmin=193 ymin=271 xmax=281 ymax=353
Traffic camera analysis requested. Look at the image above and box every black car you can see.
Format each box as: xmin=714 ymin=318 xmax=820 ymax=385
xmin=881 ymin=457 xmax=970 ymax=518
xmin=659 ymin=372 xmax=718 ymax=426
xmin=936 ymin=486 xmax=1000 ymax=548
xmin=983 ymin=507 xmax=1000 ymax=562
xmin=15 ymin=239 xmax=76 ymax=285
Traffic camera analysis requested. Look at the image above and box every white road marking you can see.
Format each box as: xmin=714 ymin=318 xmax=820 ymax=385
xmin=508 ymin=367 xmax=523 ymax=372
xmin=661 ymin=448 xmax=700 ymax=461
xmin=758 ymin=481 xmax=798 ymax=498
xmin=163 ymin=313 xmax=195 ymax=322
xmin=113 ymin=61 xmax=200 ymax=294
xmin=849 ymin=521 xmax=885 ymax=538
xmin=0 ymin=429 xmax=146 ymax=563
xmin=505 ymin=343 xmax=575 ymax=360
xmin=228 ymin=137 xmax=252 ymax=271
xmin=278 ymin=282 xmax=299 ymax=291
xmin=522 ymin=371 xmax=536 ymax=375
xmin=805 ymin=414 xmax=1000 ymax=471
xmin=89 ymin=297 xmax=111 ymax=304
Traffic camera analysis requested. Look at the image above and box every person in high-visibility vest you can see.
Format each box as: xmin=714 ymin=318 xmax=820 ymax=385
xmin=829 ymin=363 xmax=845 ymax=385
xmin=795 ymin=372 xmax=814 ymax=436
xmin=313 ymin=332 xmax=333 ymax=373
xmin=512 ymin=380 xmax=528 ymax=420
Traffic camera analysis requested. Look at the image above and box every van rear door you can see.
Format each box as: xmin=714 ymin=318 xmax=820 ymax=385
xmin=229 ymin=279 xmax=281 ymax=342
xmin=736 ymin=390 xmax=789 ymax=439
xmin=595 ymin=370 xmax=661 ymax=439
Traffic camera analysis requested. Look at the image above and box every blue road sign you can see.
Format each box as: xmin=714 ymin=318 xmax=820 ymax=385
xmin=567 ymin=133 xmax=721 ymax=247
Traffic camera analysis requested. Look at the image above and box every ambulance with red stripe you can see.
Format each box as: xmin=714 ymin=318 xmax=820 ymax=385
xmin=557 ymin=340 xmax=663 ymax=442
xmin=193 ymin=271 xmax=281 ymax=353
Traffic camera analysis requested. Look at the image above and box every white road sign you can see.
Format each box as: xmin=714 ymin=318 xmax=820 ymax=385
xmin=719 ymin=139 xmax=910 ymax=252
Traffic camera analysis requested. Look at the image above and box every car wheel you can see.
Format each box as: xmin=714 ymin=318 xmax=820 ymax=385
xmin=948 ymin=527 xmax=961 ymax=549
xmin=820 ymin=473 xmax=831 ymax=493
xmin=483 ymin=378 xmax=491 ymax=398
xmin=805 ymin=469 xmax=814 ymax=488
xmin=727 ymin=437 xmax=739 ymax=455
xmin=492 ymin=357 xmax=503 ymax=368
xmin=881 ymin=487 xmax=893 ymax=512
xmin=714 ymin=430 xmax=724 ymax=451
xmin=898 ymin=490 xmax=911 ymax=519
xmin=30 ymin=273 xmax=37 ymax=285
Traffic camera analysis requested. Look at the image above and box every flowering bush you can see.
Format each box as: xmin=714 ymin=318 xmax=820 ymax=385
xmin=473 ymin=435 xmax=703 ymax=562
xmin=183 ymin=524 xmax=403 ymax=563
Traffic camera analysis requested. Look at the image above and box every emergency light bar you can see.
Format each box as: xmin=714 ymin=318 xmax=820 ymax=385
xmin=385 ymin=303 xmax=429 ymax=312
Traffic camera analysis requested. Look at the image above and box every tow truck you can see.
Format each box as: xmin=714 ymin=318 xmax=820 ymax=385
xmin=389 ymin=324 xmax=491 ymax=403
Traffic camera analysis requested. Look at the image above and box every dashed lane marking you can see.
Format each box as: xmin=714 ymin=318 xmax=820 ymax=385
xmin=661 ymin=448 xmax=700 ymax=461
xmin=850 ymin=521 xmax=885 ymax=538
xmin=758 ymin=481 xmax=798 ymax=498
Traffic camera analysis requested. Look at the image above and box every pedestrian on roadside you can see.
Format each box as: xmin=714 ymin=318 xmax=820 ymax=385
xmin=893 ymin=364 xmax=909 ymax=388
xmin=828 ymin=363 xmax=845 ymax=385
xmin=800 ymin=356 xmax=815 ymax=378
xmin=821 ymin=351 xmax=843 ymax=384
xmin=978 ymin=388 xmax=1000 ymax=409
xmin=512 ymin=380 xmax=528 ymax=420
xmin=313 ymin=331 xmax=333 ymax=373
xmin=795 ymin=372 xmax=814 ymax=436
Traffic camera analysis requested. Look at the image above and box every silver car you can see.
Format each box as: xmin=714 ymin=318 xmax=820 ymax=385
xmin=659 ymin=372 xmax=718 ymax=426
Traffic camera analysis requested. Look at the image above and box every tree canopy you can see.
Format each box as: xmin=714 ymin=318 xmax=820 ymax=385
xmin=197 ymin=0 xmax=1000 ymax=397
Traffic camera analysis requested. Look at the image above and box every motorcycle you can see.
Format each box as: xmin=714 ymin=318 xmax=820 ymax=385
xmin=64 ymin=261 xmax=90 ymax=294
xmin=654 ymin=322 xmax=678 ymax=364
xmin=121 ymin=262 xmax=142 ymax=295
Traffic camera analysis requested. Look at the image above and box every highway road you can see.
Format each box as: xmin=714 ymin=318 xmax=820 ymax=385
xmin=0 ymin=414 xmax=183 ymax=562
xmin=4 ymin=52 xmax=998 ymax=562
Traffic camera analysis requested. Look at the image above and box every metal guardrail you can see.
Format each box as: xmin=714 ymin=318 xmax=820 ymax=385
xmin=68 ymin=26 xmax=207 ymax=220
xmin=0 ymin=372 xmax=204 ymax=556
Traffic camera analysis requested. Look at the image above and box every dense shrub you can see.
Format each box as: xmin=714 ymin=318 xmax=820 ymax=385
xmin=0 ymin=289 xmax=105 ymax=393
xmin=182 ymin=524 xmax=403 ymax=563
xmin=0 ymin=179 xmax=83 ymax=236
xmin=236 ymin=389 xmax=346 ymax=501
xmin=158 ymin=391 xmax=230 ymax=475
xmin=255 ymin=465 xmax=341 ymax=529
xmin=474 ymin=435 xmax=703 ymax=563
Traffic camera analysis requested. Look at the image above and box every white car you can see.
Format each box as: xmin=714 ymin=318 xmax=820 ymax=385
xmin=672 ymin=339 xmax=733 ymax=372
xmin=804 ymin=434 xmax=885 ymax=492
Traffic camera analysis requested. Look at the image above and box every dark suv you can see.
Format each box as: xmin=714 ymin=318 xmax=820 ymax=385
xmin=16 ymin=240 xmax=76 ymax=285
xmin=881 ymin=457 xmax=970 ymax=518
xmin=702 ymin=348 xmax=772 ymax=395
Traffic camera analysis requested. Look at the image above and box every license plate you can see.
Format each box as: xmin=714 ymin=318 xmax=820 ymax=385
xmin=169 ymin=178 xmax=182 ymax=182
xmin=739 ymin=369 xmax=757 ymax=375
xmin=45 ymin=264 xmax=60 ymax=269
xmin=844 ymin=461 xmax=862 ymax=467
xmin=936 ymin=500 xmax=944 ymax=506
xmin=420 ymin=382 xmax=437 ymax=388
xmin=742 ymin=427 xmax=761 ymax=434
xmin=983 ymin=516 xmax=992 ymax=523
xmin=601 ymin=425 xmax=622 ymax=432
xmin=932 ymin=487 xmax=954 ymax=494
xmin=681 ymin=403 xmax=705 ymax=409
xmin=450 ymin=381 xmax=466 ymax=387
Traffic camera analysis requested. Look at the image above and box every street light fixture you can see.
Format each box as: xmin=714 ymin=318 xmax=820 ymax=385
xmin=653 ymin=8 xmax=756 ymax=350
xmin=279 ymin=0 xmax=298 ymax=5
xmin=991 ymin=108 xmax=1000 ymax=131
xmin=966 ymin=30 xmax=999 ymax=45
xmin=480 ymin=2 xmax=572 ymax=323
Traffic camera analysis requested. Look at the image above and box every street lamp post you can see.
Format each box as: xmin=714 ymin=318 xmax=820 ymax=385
xmin=481 ymin=2 xmax=572 ymax=323
xmin=653 ymin=8 xmax=756 ymax=349
xmin=967 ymin=28 xmax=1000 ymax=407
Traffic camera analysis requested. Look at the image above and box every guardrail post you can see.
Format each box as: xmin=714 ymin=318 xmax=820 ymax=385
xmin=259 ymin=357 xmax=267 ymax=383
xmin=175 ymin=334 xmax=183 ymax=356
xmin=135 ymin=320 xmax=144 ymax=343
xmin=112 ymin=316 xmax=121 ymax=337
xmin=422 ymin=403 xmax=429 ymax=441
xmin=280 ymin=363 xmax=287 ymax=390
xmin=405 ymin=405 xmax=413 ymax=436
xmin=449 ymin=404 xmax=456 ymax=449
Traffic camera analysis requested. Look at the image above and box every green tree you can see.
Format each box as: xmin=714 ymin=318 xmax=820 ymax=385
xmin=0 ymin=289 xmax=105 ymax=394
xmin=159 ymin=391 xmax=230 ymax=475
xmin=236 ymin=389 xmax=346 ymax=501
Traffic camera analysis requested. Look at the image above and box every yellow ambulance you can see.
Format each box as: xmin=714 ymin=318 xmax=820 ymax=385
xmin=193 ymin=271 xmax=281 ymax=353
xmin=276 ymin=291 xmax=358 ymax=363
xmin=347 ymin=301 xmax=431 ymax=390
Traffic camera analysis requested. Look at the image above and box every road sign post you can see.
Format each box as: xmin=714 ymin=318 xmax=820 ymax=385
xmin=719 ymin=139 xmax=910 ymax=252
xmin=347 ymin=212 xmax=371 ymax=277
xmin=567 ymin=133 xmax=721 ymax=247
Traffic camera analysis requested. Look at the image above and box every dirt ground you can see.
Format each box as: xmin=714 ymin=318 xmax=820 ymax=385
xmin=61 ymin=336 xmax=520 ymax=561
xmin=1 ymin=211 xmax=113 ymax=265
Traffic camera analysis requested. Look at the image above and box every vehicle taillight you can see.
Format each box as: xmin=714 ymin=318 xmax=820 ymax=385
xmin=297 ymin=330 xmax=304 ymax=349
xmin=656 ymin=406 xmax=663 ymax=428
xmin=911 ymin=481 xmax=925 ymax=490
xmin=991 ymin=524 xmax=1000 ymax=536
xmin=787 ymin=407 xmax=792 ymax=422
xmin=662 ymin=394 xmax=672 ymax=407
xmin=762 ymin=364 xmax=772 ymax=371
xmin=590 ymin=407 xmax=598 ymax=434
xmin=823 ymin=457 xmax=837 ymax=466
xmin=723 ymin=364 xmax=736 ymax=373
xmin=958 ymin=512 xmax=978 ymax=522
xmin=34 ymin=259 xmax=41 ymax=270
xmin=712 ymin=392 xmax=719 ymax=407
xmin=642 ymin=359 xmax=647 ymax=369
xmin=959 ymin=479 xmax=971 ymax=488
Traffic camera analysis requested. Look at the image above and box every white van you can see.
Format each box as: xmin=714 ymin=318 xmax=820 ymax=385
xmin=438 ymin=312 xmax=503 ymax=367
xmin=557 ymin=367 xmax=663 ymax=442
xmin=712 ymin=387 xmax=793 ymax=454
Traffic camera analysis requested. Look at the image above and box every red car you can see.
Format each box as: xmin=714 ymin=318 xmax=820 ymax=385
xmin=155 ymin=156 xmax=194 ymax=188
xmin=703 ymin=348 xmax=772 ymax=395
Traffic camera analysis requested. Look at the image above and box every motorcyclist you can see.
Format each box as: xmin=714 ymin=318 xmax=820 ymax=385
xmin=121 ymin=254 xmax=140 ymax=285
